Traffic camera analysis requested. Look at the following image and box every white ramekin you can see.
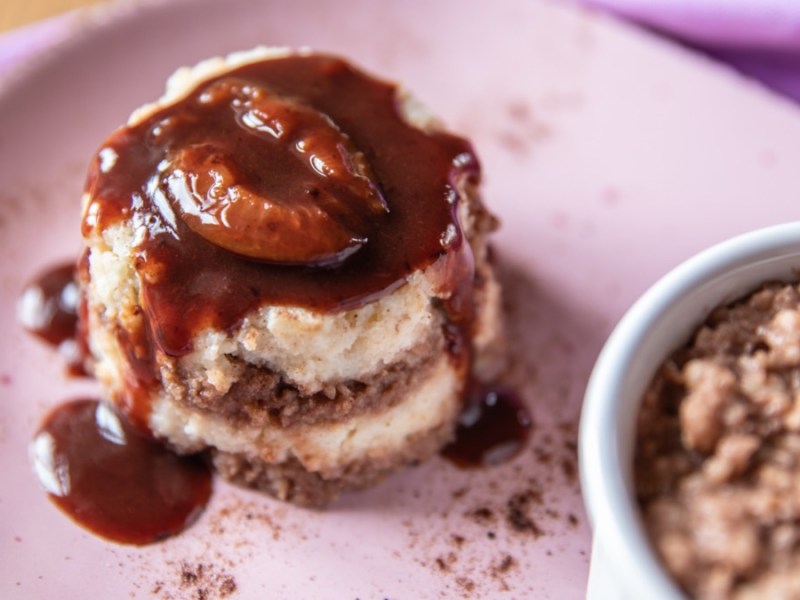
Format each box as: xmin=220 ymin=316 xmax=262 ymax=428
xmin=579 ymin=221 xmax=800 ymax=599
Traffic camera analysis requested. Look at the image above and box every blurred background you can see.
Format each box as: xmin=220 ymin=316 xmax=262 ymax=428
xmin=1 ymin=0 xmax=107 ymax=31
xmin=1 ymin=0 xmax=799 ymax=103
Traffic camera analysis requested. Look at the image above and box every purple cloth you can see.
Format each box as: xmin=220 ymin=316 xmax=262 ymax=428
xmin=585 ymin=0 xmax=800 ymax=102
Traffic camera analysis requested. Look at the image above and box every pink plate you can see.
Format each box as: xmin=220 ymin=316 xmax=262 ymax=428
xmin=2 ymin=0 xmax=800 ymax=598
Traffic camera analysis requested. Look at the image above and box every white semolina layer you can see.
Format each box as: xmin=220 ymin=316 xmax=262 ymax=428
xmin=82 ymin=47 xmax=504 ymax=498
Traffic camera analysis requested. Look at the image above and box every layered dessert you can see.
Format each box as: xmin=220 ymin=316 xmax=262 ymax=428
xmin=79 ymin=48 xmax=503 ymax=506
xmin=636 ymin=282 xmax=800 ymax=599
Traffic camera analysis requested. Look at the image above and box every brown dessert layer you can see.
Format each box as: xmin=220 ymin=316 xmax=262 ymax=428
xmin=161 ymin=331 xmax=445 ymax=429
xmin=213 ymin=417 xmax=455 ymax=507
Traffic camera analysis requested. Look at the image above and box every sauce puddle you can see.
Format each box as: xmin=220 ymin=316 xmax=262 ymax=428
xmin=31 ymin=399 xmax=212 ymax=545
xmin=21 ymin=263 xmax=211 ymax=544
xmin=18 ymin=262 xmax=88 ymax=376
xmin=441 ymin=386 xmax=533 ymax=468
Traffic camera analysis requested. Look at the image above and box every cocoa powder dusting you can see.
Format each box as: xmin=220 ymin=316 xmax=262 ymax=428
xmin=465 ymin=507 xmax=495 ymax=525
xmin=567 ymin=513 xmax=579 ymax=527
xmin=455 ymin=577 xmax=476 ymax=593
xmin=493 ymin=554 xmax=516 ymax=574
xmin=505 ymin=489 xmax=545 ymax=537
xmin=178 ymin=562 xmax=237 ymax=599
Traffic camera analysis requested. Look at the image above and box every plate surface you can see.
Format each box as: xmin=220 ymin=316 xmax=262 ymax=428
xmin=1 ymin=0 xmax=800 ymax=598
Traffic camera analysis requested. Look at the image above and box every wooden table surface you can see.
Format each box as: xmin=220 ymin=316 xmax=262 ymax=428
xmin=1 ymin=0 xmax=110 ymax=32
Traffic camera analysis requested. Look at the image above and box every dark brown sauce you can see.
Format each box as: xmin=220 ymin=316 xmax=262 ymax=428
xmin=18 ymin=263 xmax=79 ymax=346
xmin=30 ymin=399 xmax=212 ymax=545
xmin=441 ymin=386 xmax=533 ymax=468
xmin=18 ymin=262 xmax=89 ymax=376
xmin=83 ymin=53 xmax=478 ymax=358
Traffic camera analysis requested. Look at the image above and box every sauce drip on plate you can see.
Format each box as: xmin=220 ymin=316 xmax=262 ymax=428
xmin=18 ymin=263 xmax=79 ymax=346
xmin=30 ymin=399 xmax=212 ymax=545
xmin=442 ymin=386 xmax=533 ymax=468
xmin=18 ymin=262 xmax=89 ymax=376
